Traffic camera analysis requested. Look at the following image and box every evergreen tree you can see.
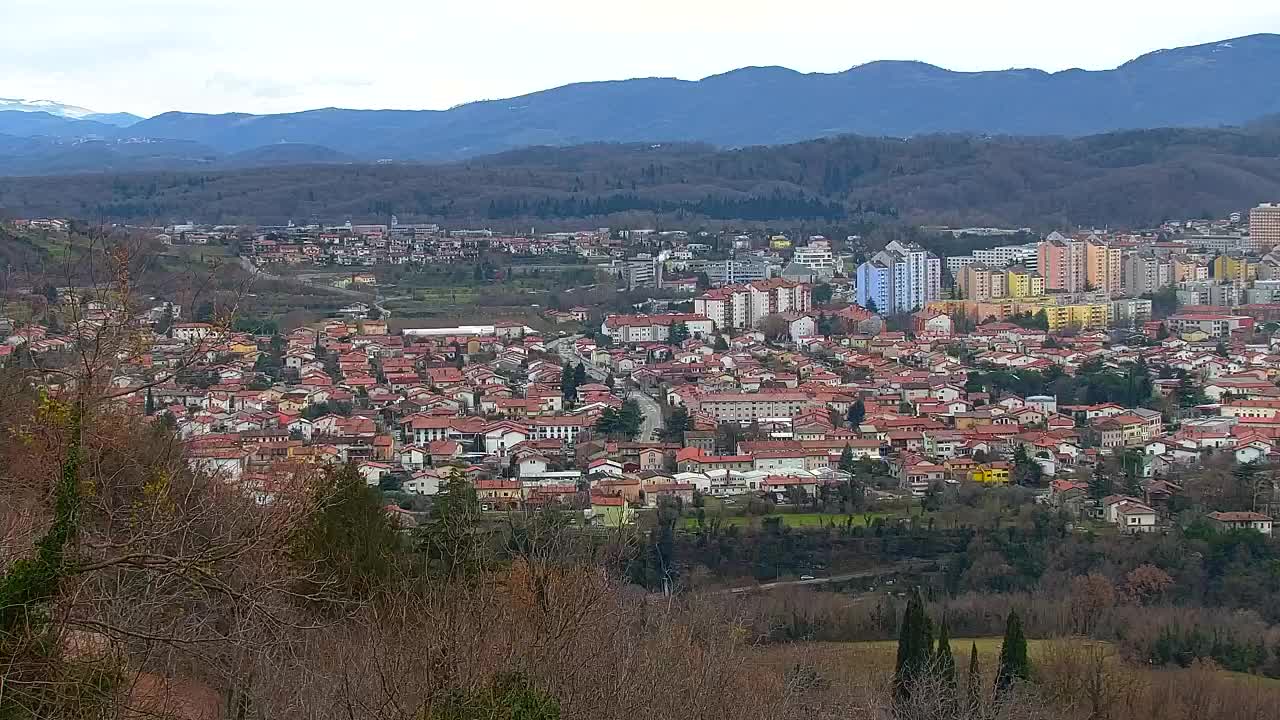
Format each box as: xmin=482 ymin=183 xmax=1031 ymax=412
xmin=936 ymin=619 xmax=958 ymax=717
xmin=893 ymin=588 xmax=931 ymax=704
xmin=664 ymin=406 xmax=691 ymax=443
xmin=966 ymin=642 xmax=982 ymax=717
xmin=559 ymin=364 xmax=577 ymax=402
xmin=1088 ymin=463 xmax=1114 ymax=500
xmin=573 ymin=362 xmax=587 ymax=390
xmin=668 ymin=322 xmax=690 ymax=345
xmin=713 ymin=334 xmax=728 ymax=352
xmin=838 ymin=443 xmax=855 ymax=474
xmin=144 ymin=387 xmax=155 ymax=416
xmin=846 ymin=399 xmax=866 ymax=427
xmin=995 ymin=610 xmax=1030 ymax=697
xmin=292 ymin=463 xmax=402 ymax=604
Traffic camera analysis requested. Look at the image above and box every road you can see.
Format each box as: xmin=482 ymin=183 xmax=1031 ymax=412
xmin=722 ymin=561 xmax=935 ymax=595
xmin=628 ymin=389 xmax=664 ymax=441
xmin=548 ymin=335 xmax=664 ymax=439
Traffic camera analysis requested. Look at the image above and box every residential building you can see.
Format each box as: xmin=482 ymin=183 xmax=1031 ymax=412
xmin=1123 ymin=253 xmax=1171 ymax=297
xmin=1249 ymin=203 xmax=1280 ymax=254
xmin=1212 ymin=253 xmax=1254 ymax=284
xmin=1207 ymin=511 xmax=1273 ymax=536
xmin=1004 ymin=265 xmax=1044 ymax=298
xmin=705 ymin=259 xmax=770 ymax=286
xmin=620 ymin=255 xmax=662 ymax=290
xmin=1085 ymin=239 xmax=1123 ymax=296
xmin=792 ymin=239 xmax=836 ymax=278
xmin=856 ymin=241 xmax=940 ymax=313
xmin=1038 ymin=233 xmax=1086 ymax=292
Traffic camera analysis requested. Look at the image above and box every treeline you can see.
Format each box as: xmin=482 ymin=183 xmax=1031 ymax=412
xmin=5 ymin=125 xmax=1280 ymax=227
xmin=486 ymin=190 xmax=848 ymax=220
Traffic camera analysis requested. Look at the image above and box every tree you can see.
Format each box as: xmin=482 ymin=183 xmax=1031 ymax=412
xmin=713 ymin=334 xmax=728 ymax=352
xmin=966 ymin=643 xmax=982 ymax=716
xmin=664 ymin=405 xmax=691 ymax=442
xmin=936 ymin=618 xmax=959 ymax=716
xmin=759 ymin=314 xmax=789 ymax=343
xmin=1176 ymin=372 xmax=1207 ymax=407
xmin=1215 ymin=341 xmax=1229 ymax=358
xmin=291 ymin=463 xmax=402 ymax=605
xmin=893 ymin=587 xmax=933 ymax=705
xmin=144 ymin=387 xmax=155 ymax=416
xmin=865 ymin=296 xmax=879 ymax=314
xmin=812 ymin=282 xmax=833 ymax=305
xmin=559 ymin=364 xmax=577 ymax=402
xmin=573 ymin=362 xmax=587 ymax=390
xmin=1088 ymin=463 xmax=1114 ymax=500
xmin=838 ymin=444 xmax=855 ymax=474
xmin=416 ymin=469 xmax=483 ymax=581
xmin=995 ymin=609 xmax=1030 ymax=697
xmin=156 ymin=303 xmax=175 ymax=336
xmin=846 ymin=399 xmax=866 ymax=427
xmin=668 ymin=322 xmax=690 ymax=345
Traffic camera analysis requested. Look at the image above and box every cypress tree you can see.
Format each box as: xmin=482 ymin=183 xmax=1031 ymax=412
xmin=936 ymin=619 xmax=958 ymax=717
xmin=966 ymin=642 xmax=981 ymax=717
xmin=995 ymin=610 xmax=1030 ymax=698
xmin=893 ymin=587 xmax=930 ymax=704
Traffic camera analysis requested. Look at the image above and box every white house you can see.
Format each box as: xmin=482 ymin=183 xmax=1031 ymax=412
xmin=1208 ymin=511 xmax=1273 ymax=536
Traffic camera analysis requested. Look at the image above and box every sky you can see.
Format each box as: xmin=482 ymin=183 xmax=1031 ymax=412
xmin=4 ymin=0 xmax=1279 ymax=117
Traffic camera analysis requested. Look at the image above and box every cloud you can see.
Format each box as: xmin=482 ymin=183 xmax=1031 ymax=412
xmin=0 ymin=0 xmax=1277 ymax=116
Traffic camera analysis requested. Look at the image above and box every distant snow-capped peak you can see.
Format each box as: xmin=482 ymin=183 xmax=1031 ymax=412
xmin=0 ymin=97 xmax=98 ymax=119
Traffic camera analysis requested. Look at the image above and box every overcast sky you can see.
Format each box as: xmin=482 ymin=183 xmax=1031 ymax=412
xmin=4 ymin=0 xmax=1278 ymax=117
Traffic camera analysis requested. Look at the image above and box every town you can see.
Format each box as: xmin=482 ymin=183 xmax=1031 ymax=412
xmin=5 ymin=202 xmax=1280 ymax=538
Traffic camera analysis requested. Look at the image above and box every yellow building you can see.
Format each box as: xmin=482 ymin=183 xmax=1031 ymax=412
xmin=1212 ymin=254 xmax=1254 ymax=283
xmin=1041 ymin=303 xmax=1111 ymax=331
xmin=1005 ymin=266 xmax=1045 ymax=298
xmin=971 ymin=463 xmax=1011 ymax=484
xmin=769 ymin=235 xmax=792 ymax=250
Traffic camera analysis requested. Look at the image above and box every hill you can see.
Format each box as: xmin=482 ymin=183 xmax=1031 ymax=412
xmin=0 ymin=34 xmax=1278 ymax=172
xmin=1 ymin=126 xmax=1279 ymax=229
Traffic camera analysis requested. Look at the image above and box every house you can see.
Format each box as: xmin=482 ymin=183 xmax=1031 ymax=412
xmin=588 ymin=495 xmax=635 ymax=527
xmin=475 ymin=480 xmax=522 ymax=510
xmin=1207 ymin=511 xmax=1273 ymax=536
xmin=1049 ymin=479 xmax=1089 ymax=514
xmin=398 ymin=445 xmax=430 ymax=471
xmin=357 ymin=461 xmax=394 ymax=487
xmin=428 ymin=440 xmax=463 ymax=465
xmin=587 ymin=458 xmax=624 ymax=477
xmin=970 ymin=462 xmax=1011 ymax=485
xmin=1114 ymin=501 xmax=1159 ymax=534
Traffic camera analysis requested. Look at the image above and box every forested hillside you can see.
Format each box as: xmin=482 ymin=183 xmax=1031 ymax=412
xmin=2 ymin=127 xmax=1280 ymax=229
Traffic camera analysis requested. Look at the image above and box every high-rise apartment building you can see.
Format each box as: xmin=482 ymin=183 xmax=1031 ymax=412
xmin=856 ymin=241 xmax=941 ymax=314
xmin=1037 ymin=232 xmax=1087 ymax=292
xmin=1249 ymin=203 xmax=1280 ymax=254
xmin=1084 ymin=238 xmax=1123 ymax=296
xmin=1123 ymin=253 xmax=1172 ymax=298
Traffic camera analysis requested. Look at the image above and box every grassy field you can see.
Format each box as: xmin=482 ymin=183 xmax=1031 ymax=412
xmin=766 ymin=638 xmax=1280 ymax=689
xmin=681 ymin=511 xmax=898 ymax=530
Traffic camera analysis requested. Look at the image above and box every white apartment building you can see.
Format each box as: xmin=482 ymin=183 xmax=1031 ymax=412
xmin=793 ymin=239 xmax=836 ymax=277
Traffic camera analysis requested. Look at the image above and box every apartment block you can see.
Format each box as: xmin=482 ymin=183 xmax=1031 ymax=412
xmin=1249 ymin=203 xmax=1280 ymax=254
xmin=1037 ymin=233 xmax=1086 ymax=292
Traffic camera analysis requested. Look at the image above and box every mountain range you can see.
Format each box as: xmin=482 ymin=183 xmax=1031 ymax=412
xmin=1 ymin=34 xmax=1279 ymax=175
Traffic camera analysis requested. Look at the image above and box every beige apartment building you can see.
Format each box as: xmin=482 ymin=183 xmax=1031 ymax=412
xmin=1251 ymin=203 xmax=1280 ymax=254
